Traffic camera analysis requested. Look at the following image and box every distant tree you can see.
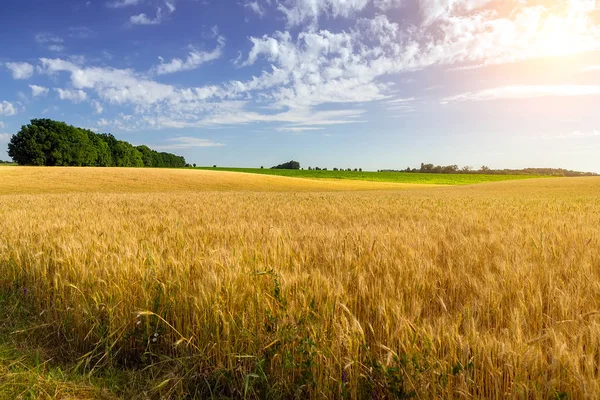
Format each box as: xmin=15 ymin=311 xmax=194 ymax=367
xmin=359 ymin=168 xmax=362 ymax=172
xmin=441 ymin=165 xmax=459 ymax=174
xmin=462 ymin=166 xmax=472 ymax=173
xmin=213 ymin=165 xmax=217 ymax=168
xmin=480 ymin=165 xmax=491 ymax=173
xmin=260 ymin=166 xmax=264 ymax=169
xmin=193 ymin=163 xmax=196 ymax=168
xmin=333 ymin=167 xmax=338 ymax=171
xmin=323 ymin=168 xmax=328 ymax=171
xmin=271 ymin=160 xmax=300 ymax=170
xmin=420 ymin=163 xmax=434 ymax=173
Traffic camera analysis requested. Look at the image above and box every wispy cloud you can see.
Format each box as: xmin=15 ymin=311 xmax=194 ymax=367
xmin=155 ymin=137 xmax=225 ymax=150
xmin=0 ymin=133 xmax=11 ymax=142
xmin=581 ymin=65 xmax=600 ymax=73
xmin=130 ymin=1 xmax=175 ymax=25
xmin=555 ymin=130 xmax=600 ymax=139
xmin=107 ymin=0 xmax=142 ymax=8
xmin=384 ymin=97 xmax=416 ymax=112
xmin=35 ymin=33 xmax=65 ymax=52
xmin=442 ymin=85 xmax=600 ymax=103
xmin=277 ymin=126 xmax=324 ymax=132
xmin=91 ymin=100 xmax=104 ymax=114
xmin=30 ymin=84 xmax=49 ymax=97
xmin=385 ymin=97 xmax=415 ymax=105
xmin=153 ymin=36 xmax=225 ymax=75
xmin=68 ymin=26 xmax=96 ymax=39
xmin=245 ymin=1 xmax=265 ymax=17
xmin=5 ymin=62 xmax=34 ymax=79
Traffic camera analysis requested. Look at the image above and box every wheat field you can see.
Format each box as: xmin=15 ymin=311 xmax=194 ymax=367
xmin=1 ymin=167 xmax=600 ymax=399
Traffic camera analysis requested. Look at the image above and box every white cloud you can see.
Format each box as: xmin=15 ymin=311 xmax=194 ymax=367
xmin=277 ymin=0 xmax=370 ymax=26
xmin=23 ymin=0 xmax=600 ymax=133
xmin=0 ymin=133 xmax=11 ymax=142
xmin=385 ymin=97 xmax=415 ymax=104
xmin=69 ymin=26 xmax=96 ymax=39
xmin=107 ymin=0 xmax=142 ymax=7
xmin=35 ymin=33 xmax=65 ymax=52
xmin=0 ymin=101 xmax=17 ymax=116
xmin=153 ymin=36 xmax=225 ymax=75
xmin=130 ymin=10 xmax=163 ymax=25
xmin=5 ymin=62 xmax=35 ymax=79
xmin=374 ymin=0 xmax=403 ymax=11
xmin=165 ymin=1 xmax=175 ymax=13
xmin=91 ymin=100 xmax=104 ymax=114
xmin=55 ymin=88 xmax=88 ymax=103
xmin=245 ymin=1 xmax=266 ymax=16
xmin=155 ymin=137 xmax=225 ymax=150
xmin=130 ymin=1 xmax=175 ymax=25
xmin=582 ymin=65 xmax=600 ymax=72
xmin=556 ymin=129 xmax=600 ymax=139
xmin=277 ymin=126 xmax=324 ymax=132
xmin=419 ymin=0 xmax=493 ymax=25
xmin=29 ymin=84 xmax=49 ymax=97
xmin=0 ymin=121 xmax=5 ymax=129
xmin=442 ymin=85 xmax=600 ymax=102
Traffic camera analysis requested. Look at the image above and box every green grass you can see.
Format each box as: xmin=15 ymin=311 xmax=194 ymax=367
xmin=196 ymin=167 xmax=549 ymax=185
xmin=0 ymin=294 xmax=124 ymax=399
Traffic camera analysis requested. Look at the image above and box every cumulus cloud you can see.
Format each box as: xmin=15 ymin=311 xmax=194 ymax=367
xmin=18 ymin=1 xmax=600 ymax=132
xmin=0 ymin=101 xmax=17 ymax=116
xmin=0 ymin=133 xmax=11 ymax=142
xmin=153 ymin=36 xmax=225 ymax=75
xmin=30 ymin=84 xmax=49 ymax=97
xmin=55 ymin=88 xmax=88 ymax=103
xmin=5 ymin=62 xmax=35 ymax=79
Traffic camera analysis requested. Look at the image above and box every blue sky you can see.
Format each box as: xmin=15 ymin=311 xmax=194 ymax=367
xmin=1 ymin=0 xmax=599 ymax=171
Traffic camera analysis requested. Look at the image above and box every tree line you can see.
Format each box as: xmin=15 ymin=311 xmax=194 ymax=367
xmin=7 ymin=119 xmax=186 ymax=168
xmin=379 ymin=163 xmax=597 ymax=177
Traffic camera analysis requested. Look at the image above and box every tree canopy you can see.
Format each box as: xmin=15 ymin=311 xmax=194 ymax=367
xmin=271 ymin=160 xmax=300 ymax=170
xmin=7 ymin=119 xmax=186 ymax=168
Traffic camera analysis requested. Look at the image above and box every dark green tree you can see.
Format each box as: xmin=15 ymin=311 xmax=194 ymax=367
xmin=7 ymin=119 xmax=186 ymax=168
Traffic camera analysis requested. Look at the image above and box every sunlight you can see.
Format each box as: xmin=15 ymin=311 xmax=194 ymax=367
xmin=533 ymin=1 xmax=598 ymax=57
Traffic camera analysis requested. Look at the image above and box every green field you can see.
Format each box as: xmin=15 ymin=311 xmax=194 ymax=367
xmin=197 ymin=167 xmax=548 ymax=185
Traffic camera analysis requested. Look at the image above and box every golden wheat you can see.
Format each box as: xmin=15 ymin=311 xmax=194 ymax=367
xmin=1 ymin=167 xmax=599 ymax=398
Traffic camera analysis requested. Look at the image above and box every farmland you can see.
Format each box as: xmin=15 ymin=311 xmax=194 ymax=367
xmin=1 ymin=167 xmax=599 ymax=398
xmin=196 ymin=166 xmax=549 ymax=185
